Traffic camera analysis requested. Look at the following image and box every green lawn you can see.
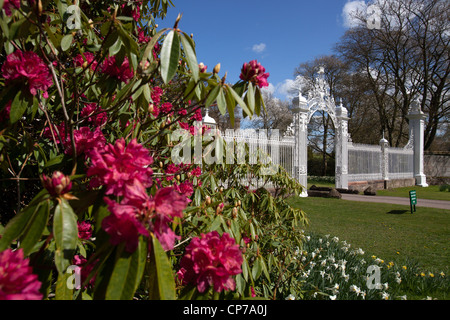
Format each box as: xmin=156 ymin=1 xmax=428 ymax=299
xmin=297 ymin=197 xmax=450 ymax=273
xmin=377 ymin=185 xmax=450 ymax=201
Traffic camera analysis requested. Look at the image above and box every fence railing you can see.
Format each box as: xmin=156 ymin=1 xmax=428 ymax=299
xmin=218 ymin=129 xmax=414 ymax=186
xmin=347 ymin=142 xmax=413 ymax=182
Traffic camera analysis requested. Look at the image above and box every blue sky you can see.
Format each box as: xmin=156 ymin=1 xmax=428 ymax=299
xmin=156 ymin=0 xmax=357 ymax=101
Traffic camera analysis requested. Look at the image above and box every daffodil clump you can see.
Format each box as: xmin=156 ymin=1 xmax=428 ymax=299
xmin=283 ymin=232 xmax=449 ymax=300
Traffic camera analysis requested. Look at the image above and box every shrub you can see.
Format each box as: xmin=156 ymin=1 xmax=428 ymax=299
xmin=0 ymin=0 xmax=307 ymax=300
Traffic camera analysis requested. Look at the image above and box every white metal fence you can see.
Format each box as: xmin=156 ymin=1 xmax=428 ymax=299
xmin=348 ymin=142 xmax=413 ymax=182
xmin=218 ymin=129 xmax=414 ymax=187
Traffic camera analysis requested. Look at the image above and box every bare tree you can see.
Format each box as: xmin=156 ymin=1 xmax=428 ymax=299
xmin=248 ymin=89 xmax=294 ymax=136
xmin=336 ymin=0 xmax=450 ymax=149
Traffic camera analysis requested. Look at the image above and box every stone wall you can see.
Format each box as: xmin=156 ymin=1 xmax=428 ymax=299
xmin=424 ymin=152 xmax=450 ymax=182
xmin=348 ymin=178 xmax=416 ymax=192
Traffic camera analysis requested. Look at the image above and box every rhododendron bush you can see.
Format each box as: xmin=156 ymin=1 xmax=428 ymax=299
xmin=0 ymin=0 xmax=307 ymax=300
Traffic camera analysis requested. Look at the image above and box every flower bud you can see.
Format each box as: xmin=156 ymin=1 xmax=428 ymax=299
xmin=205 ymin=196 xmax=211 ymax=205
xmin=232 ymin=207 xmax=238 ymax=218
xmin=198 ymin=62 xmax=207 ymax=73
xmin=41 ymin=171 xmax=72 ymax=197
xmin=213 ymin=63 xmax=221 ymax=74
xmin=148 ymin=103 xmax=154 ymax=113
xmin=38 ymin=0 xmax=43 ymax=15
xmin=216 ymin=202 xmax=224 ymax=215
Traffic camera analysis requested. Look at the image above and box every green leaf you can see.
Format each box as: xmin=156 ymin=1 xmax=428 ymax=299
xmin=10 ymin=90 xmax=30 ymax=124
xmin=178 ymin=285 xmax=197 ymax=300
xmin=147 ymin=235 xmax=176 ymax=300
xmin=216 ymin=87 xmax=227 ymax=115
xmin=180 ymin=32 xmax=199 ymax=82
xmin=142 ymin=28 xmax=168 ymax=63
xmin=235 ymin=273 xmax=245 ymax=295
xmin=194 ymin=188 xmax=202 ymax=206
xmin=160 ymin=30 xmax=180 ymax=84
xmin=20 ymin=200 xmax=50 ymax=256
xmin=224 ymin=87 xmax=236 ymax=127
xmin=205 ymin=84 xmax=220 ymax=109
xmin=242 ymin=257 xmax=249 ymax=281
xmin=55 ymin=271 xmax=73 ymax=300
xmin=252 ymin=257 xmax=262 ymax=280
xmin=255 ymin=86 xmax=264 ymax=116
xmin=227 ymin=85 xmax=252 ymax=118
xmin=44 ymin=154 xmax=64 ymax=168
xmin=108 ymin=36 xmax=122 ymax=56
xmin=0 ymin=203 xmax=38 ymax=252
xmin=53 ymin=199 xmax=78 ymax=273
xmin=105 ymin=237 xmax=147 ymax=300
xmin=246 ymin=82 xmax=255 ymax=114
xmin=260 ymin=256 xmax=271 ymax=281
xmin=0 ymin=189 xmax=47 ymax=252
xmin=61 ymin=34 xmax=73 ymax=51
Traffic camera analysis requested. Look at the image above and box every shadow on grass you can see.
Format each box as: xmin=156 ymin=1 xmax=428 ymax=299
xmin=387 ymin=209 xmax=409 ymax=215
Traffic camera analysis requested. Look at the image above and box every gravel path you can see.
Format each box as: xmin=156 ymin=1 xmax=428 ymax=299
xmin=340 ymin=194 xmax=450 ymax=210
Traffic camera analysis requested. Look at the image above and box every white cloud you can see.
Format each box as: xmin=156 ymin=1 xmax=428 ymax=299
xmin=261 ymin=83 xmax=276 ymax=95
xmin=272 ymin=76 xmax=307 ymax=100
xmin=252 ymin=43 xmax=266 ymax=53
xmin=342 ymin=0 xmax=367 ymax=28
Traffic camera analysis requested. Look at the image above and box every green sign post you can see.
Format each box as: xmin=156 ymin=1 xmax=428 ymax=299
xmin=409 ymin=190 xmax=417 ymax=214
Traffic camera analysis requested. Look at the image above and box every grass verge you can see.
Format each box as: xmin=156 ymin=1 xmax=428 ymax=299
xmin=297 ymin=197 xmax=449 ymax=273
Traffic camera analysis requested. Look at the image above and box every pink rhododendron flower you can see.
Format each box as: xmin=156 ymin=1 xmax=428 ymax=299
xmin=42 ymin=122 xmax=66 ymax=144
xmin=0 ymin=101 xmax=11 ymax=122
xmin=1 ymin=50 xmax=53 ymax=97
xmin=154 ymin=187 xmax=188 ymax=218
xmin=165 ymin=164 xmax=180 ymax=181
xmin=178 ymin=231 xmax=243 ymax=293
xmin=100 ymin=56 xmax=134 ymax=83
xmin=2 ymin=0 xmax=20 ymax=16
xmin=120 ymin=1 xmax=141 ymax=21
xmin=102 ymin=182 xmax=187 ymax=252
xmin=176 ymin=180 xmax=194 ymax=198
xmin=81 ymin=103 xmax=107 ymax=126
xmin=41 ymin=171 xmax=72 ymax=197
xmin=102 ymin=196 xmax=150 ymax=252
xmin=160 ymin=102 xmax=172 ymax=114
xmin=64 ymin=127 xmax=106 ymax=156
xmin=77 ymin=221 xmax=93 ymax=240
xmin=239 ymin=60 xmax=270 ymax=88
xmin=191 ymin=109 xmax=203 ymax=122
xmin=189 ymin=166 xmax=202 ymax=177
xmin=152 ymin=215 xmax=180 ymax=251
xmin=72 ymin=255 xmax=98 ymax=288
xmin=87 ymin=138 xmax=153 ymax=197
xmin=0 ymin=249 xmax=42 ymax=300
xmin=151 ymin=86 xmax=164 ymax=105
xmin=137 ymin=27 xmax=150 ymax=43
xmin=74 ymin=52 xmax=98 ymax=71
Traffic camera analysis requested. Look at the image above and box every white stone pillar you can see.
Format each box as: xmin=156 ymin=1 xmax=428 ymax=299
xmin=335 ymin=103 xmax=349 ymax=189
xmin=407 ymin=100 xmax=428 ymax=187
xmin=295 ymin=93 xmax=309 ymax=197
xmin=380 ymin=136 xmax=389 ymax=182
